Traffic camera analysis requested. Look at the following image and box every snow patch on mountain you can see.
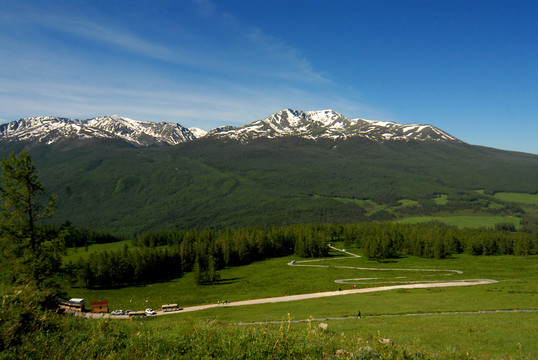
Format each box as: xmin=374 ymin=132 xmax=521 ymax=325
xmin=208 ymin=109 xmax=460 ymax=143
xmin=0 ymin=116 xmax=195 ymax=146
xmin=188 ymin=127 xmax=208 ymax=138
xmin=0 ymin=109 xmax=461 ymax=146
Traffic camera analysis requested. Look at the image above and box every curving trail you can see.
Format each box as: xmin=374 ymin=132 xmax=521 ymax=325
xmin=87 ymin=277 xmax=497 ymax=319
xmin=288 ymin=245 xmax=463 ymax=286
xmin=88 ymin=245 xmax=498 ymax=319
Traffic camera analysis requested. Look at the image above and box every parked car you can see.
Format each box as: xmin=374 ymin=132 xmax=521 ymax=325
xmin=125 ymin=309 xmax=136 ymax=315
xmin=111 ymin=310 xmax=124 ymax=315
xmin=145 ymin=308 xmax=157 ymax=315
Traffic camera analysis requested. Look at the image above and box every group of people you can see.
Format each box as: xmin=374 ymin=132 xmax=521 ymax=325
xmin=217 ymin=300 xmax=230 ymax=305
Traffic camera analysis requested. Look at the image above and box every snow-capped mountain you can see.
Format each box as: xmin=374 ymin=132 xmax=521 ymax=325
xmin=208 ymin=109 xmax=460 ymax=143
xmin=188 ymin=127 xmax=208 ymax=138
xmin=0 ymin=109 xmax=460 ymax=147
xmin=0 ymin=115 xmax=195 ymax=146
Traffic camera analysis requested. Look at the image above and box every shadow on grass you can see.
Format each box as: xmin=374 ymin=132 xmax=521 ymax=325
xmin=214 ymin=277 xmax=244 ymax=285
xmin=69 ymin=273 xmax=188 ymax=290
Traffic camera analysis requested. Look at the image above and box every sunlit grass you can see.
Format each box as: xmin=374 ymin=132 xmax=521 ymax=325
xmin=61 ymin=243 xmax=538 ymax=359
xmin=433 ymin=194 xmax=448 ymax=205
xmin=64 ymin=239 xmax=133 ymax=262
xmin=493 ymin=192 xmax=538 ymax=206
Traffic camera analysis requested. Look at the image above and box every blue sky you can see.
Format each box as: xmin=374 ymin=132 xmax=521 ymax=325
xmin=1 ymin=0 xmax=536 ymax=154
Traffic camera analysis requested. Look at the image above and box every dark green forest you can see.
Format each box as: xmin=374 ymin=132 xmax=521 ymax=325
xmin=66 ymin=222 xmax=537 ymax=290
xmin=2 ymin=137 xmax=537 ymax=236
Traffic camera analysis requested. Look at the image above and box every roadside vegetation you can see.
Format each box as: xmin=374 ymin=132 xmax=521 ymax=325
xmin=1 ymin=312 xmax=449 ymax=360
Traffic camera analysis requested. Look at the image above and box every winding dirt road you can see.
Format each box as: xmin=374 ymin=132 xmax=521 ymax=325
xmin=89 ymin=245 xmax=497 ymax=319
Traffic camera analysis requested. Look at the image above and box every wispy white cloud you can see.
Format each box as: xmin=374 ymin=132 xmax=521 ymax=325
xmin=22 ymin=14 xmax=200 ymax=67
xmin=192 ymin=0 xmax=218 ymax=18
xmin=0 ymin=0 xmax=387 ymax=131
xmin=242 ymin=26 xmax=329 ymax=83
xmin=12 ymin=6 xmax=327 ymax=86
xmin=0 ymin=72 xmax=376 ymax=129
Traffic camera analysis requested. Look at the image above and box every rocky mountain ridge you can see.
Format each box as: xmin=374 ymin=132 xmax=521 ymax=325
xmin=207 ymin=109 xmax=460 ymax=143
xmin=0 ymin=115 xmax=195 ymax=146
xmin=0 ymin=109 xmax=460 ymax=146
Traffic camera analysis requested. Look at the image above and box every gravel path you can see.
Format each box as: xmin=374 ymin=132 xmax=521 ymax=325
xmin=236 ymin=309 xmax=538 ymax=326
xmin=88 ymin=245 xmax=499 ymax=319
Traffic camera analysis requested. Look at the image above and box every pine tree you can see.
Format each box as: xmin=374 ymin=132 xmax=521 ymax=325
xmin=0 ymin=151 xmax=62 ymax=288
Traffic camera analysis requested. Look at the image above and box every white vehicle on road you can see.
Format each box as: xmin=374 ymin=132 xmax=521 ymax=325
xmin=145 ymin=308 xmax=157 ymax=315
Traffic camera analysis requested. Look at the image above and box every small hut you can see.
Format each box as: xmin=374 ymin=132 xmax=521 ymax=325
xmin=90 ymin=300 xmax=109 ymax=313
xmin=58 ymin=298 xmax=85 ymax=312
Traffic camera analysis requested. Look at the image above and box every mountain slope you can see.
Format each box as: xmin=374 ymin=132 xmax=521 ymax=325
xmin=208 ymin=109 xmax=460 ymax=142
xmin=0 ymin=115 xmax=195 ymax=146
xmin=4 ymin=136 xmax=534 ymax=236
xmin=1 ymin=110 xmax=536 ymax=236
xmin=0 ymin=109 xmax=459 ymax=146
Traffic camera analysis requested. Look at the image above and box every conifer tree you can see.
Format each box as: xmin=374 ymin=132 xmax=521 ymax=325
xmin=0 ymin=151 xmax=62 ymax=288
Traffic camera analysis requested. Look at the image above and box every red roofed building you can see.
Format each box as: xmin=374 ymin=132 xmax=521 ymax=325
xmin=90 ymin=300 xmax=109 ymax=313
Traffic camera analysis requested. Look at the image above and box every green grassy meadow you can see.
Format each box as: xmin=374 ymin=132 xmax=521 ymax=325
xmin=66 ymin=245 xmax=538 ymax=313
xmin=63 ymin=244 xmax=538 ymax=358
xmin=64 ymin=239 xmax=133 ymax=262
xmin=493 ymin=192 xmax=538 ymax=206
xmin=433 ymin=194 xmax=449 ymax=205
xmin=397 ymin=199 xmax=419 ymax=207
xmin=328 ymin=312 xmax=538 ymax=359
xmin=317 ymin=192 xmax=532 ymax=228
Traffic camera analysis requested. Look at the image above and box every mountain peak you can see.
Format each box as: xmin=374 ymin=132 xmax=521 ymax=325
xmin=0 ymin=109 xmax=461 ymax=146
xmin=188 ymin=127 xmax=208 ymax=138
xmin=0 ymin=115 xmax=195 ymax=146
xmin=208 ymin=109 xmax=460 ymax=143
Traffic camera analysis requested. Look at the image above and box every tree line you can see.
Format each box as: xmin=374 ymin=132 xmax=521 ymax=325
xmin=349 ymin=221 xmax=535 ymax=260
xmin=67 ymin=224 xmax=331 ymax=288
xmin=66 ymin=220 xmax=536 ymax=289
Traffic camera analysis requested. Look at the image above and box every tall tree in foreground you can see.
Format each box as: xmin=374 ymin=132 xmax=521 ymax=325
xmin=0 ymin=151 xmax=63 ymax=288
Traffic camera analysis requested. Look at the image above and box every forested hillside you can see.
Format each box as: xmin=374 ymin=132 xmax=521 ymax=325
xmin=2 ymin=137 xmax=538 ymax=235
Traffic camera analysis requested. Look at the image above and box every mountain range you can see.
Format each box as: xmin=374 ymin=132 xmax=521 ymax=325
xmin=0 ymin=109 xmax=537 ymax=236
xmin=0 ymin=109 xmax=459 ymax=146
xmin=0 ymin=115 xmax=195 ymax=146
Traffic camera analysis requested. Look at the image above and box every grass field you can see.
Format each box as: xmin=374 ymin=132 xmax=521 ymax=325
xmin=396 ymin=199 xmax=419 ymax=207
xmin=64 ymin=244 xmax=538 ymax=358
xmin=66 ymin=244 xmax=537 ymax=312
xmin=328 ymin=312 xmax=538 ymax=359
xmin=397 ymin=215 xmax=522 ymax=229
xmin=433 ymin=194 xmax=448 ymax=205
xmin=324 ymin=196 xmax=383 ymax=211
xmin=64 ymin=239 xmax=133 ymax=262
xmin=493 ymin=192 xmax=538 ymax=206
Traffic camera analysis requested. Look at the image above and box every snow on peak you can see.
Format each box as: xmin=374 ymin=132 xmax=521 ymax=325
xmin=188 ymin=127 xmax=208 ymax=138
xmin=0 ymin=109 xmax=461 ymax=146
xmin=0 ymin=115 xmax=195 ymax=146
xmin=208 ymin=109 xmax=461 ymax=143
